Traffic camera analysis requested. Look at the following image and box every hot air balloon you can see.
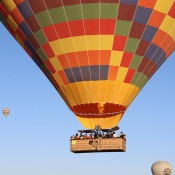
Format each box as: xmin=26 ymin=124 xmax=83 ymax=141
xmin=151 ymin=161 xmax=173 ymax=175
xmin=2 ymin=108 xmax=10 ymax=117
xmin=0 ymin=0 xmax=175 ymax=152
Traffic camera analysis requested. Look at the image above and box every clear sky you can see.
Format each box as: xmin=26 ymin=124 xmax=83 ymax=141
xmin=0 ymin=22 xmax=175 ymax=175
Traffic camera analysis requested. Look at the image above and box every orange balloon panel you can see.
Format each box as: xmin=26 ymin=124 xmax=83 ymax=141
xmin=0 ymin=0 xmax=175 ymax=129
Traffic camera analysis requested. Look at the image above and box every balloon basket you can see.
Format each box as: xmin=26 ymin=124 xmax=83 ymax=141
xmin=70 ymin=137 xmax=126 ymax=153
xmin=70 ymin=126 xmax=126 ymax=153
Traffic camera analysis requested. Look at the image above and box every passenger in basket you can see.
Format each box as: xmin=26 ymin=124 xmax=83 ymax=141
xmin=113 ymin=132 xmax=117 ymax=138
xmin=94 ymin=132 xmax=98 ymax=139
xmin=119 ymin=132 xmax=123 ymax=137
xmin=75 ymin=133 xmax=79 ymax=139
xmin=119 ymin=132 xmax=126 ymax=140
xmin=83 ymin=134 xmax=87 ymax=139
xmin=87 ymin=134 xmax=91 ymax=139
xmin=70 ymin=135 xmax=75 ymax=140
xmin=105 ymin=132 xmax=109 ymax=138
xmin=92 ymin=133 xmax=94 ymax=139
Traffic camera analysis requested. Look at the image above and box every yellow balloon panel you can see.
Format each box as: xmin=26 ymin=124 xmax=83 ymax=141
xmin=77 ymin=113 xmax=123 ymax=129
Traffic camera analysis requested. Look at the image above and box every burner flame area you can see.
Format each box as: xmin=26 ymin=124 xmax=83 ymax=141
xmin=98 ymin=102 xmax=105 ymax=114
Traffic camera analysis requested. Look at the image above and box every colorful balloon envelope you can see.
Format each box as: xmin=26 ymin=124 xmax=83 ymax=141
xmin=0 ymin=0 xmax=175 ymax=129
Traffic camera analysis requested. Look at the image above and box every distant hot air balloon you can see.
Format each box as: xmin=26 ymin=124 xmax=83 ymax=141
xmin=2 ymin=108 xmax=10 ymax=117
xmin=0 ymin=0 xmax=175 ymax=129
xmin=151 ymin=161 xmax=173 ymax=175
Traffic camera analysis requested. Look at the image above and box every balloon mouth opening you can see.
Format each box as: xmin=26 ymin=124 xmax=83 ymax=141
xmin=71 ymin=103 xmax=126 ymax=118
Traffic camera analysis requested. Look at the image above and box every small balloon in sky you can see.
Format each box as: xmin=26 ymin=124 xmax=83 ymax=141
xmin=151 ymin=161 xmax=173 ymax=175
xmin=2 ymin=108 xmax=10 ymax=117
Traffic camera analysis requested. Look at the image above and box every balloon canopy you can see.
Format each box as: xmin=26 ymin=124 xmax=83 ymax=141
xmin=0 ymin=0 xmax=175 ymax=129
xmin=151 ymin=161 xmax=173 ymax=175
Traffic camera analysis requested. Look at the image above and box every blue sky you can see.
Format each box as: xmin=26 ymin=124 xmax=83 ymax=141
xmin=0 ymin=22 xmax=175 ymax=175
